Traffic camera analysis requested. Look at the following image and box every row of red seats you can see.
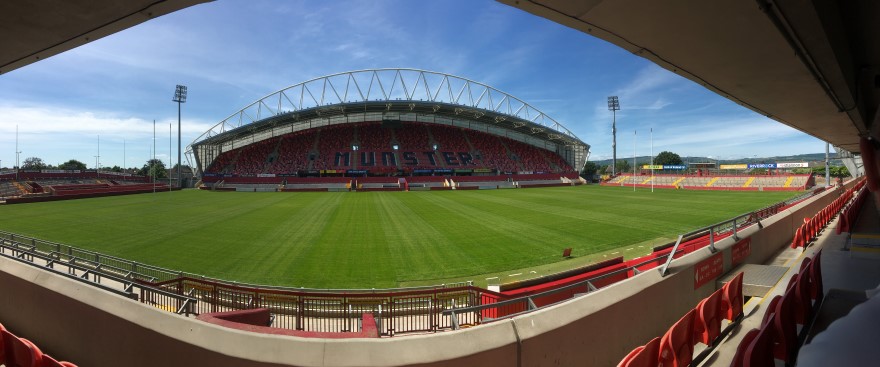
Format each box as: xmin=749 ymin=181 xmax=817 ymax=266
xmin=206 ymin=121 xmax=575 ymax=174
xmin=791 ymin=179 xmax=865 ymax=248
xmin=731 ymin=252 xmax=823 ymax=366
xmin=836 ymin=179 xmax=869 ymax=234
xmin=272 ymin=131 xmax=316 ymax=174
xmin=618 ymin=272 xmax=744 ymax=367
xmin=0 ymin=323 xmax=77 ymax=367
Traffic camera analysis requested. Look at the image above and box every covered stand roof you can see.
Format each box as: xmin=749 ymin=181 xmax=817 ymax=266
xmin=499 ymin=0 xmax=880 ymax=154
xmin=0 ymin=0 xmax=211 ymax=75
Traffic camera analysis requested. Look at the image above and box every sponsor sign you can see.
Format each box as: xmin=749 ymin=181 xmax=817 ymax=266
xmin=720 ymin=164 xmax=748 ymax=170
xmin=346 ymin=170 xmax=367 ymax=175
xmin=748 ymin=163 xmax=777 ymax=169
xmin=473 ymin=168 xmax=493 ymax=173
xmin=664 ymin=165 xmax=687 ymax=170
xmin=732 ymin=238 xmax=751 ymax=266
xmin=694 ymin=252 xmax=724 ymax=289
xmin=642 ymin=165 xmax=663 ymax=170
xmin=434 ymin=169 xmax=452 ymax=173
xmin=320 ymin=170 xmax=338 ymax=174
xmin=454 ymin=169 xmax=473 ymax=173
xmin=413 ymin=169 xmax=433 ymax=174
xmin=256 ymin=173 xmax=276 ymax=178
xmin=776 ymin=162 xmax=808 ymax=168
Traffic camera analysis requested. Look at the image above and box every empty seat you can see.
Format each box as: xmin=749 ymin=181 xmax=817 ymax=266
xmin=761 ymin=295 xmax=781 ymax=327
xmin=693 ymin=288 xmax=723 ymax=346
xmin=658 ymin=309 xmax=696 ymax=367
xmin=729 ymin=328 xmax=759 ymax=367
xmin=5 ymin=332 xmax=44 ymax=367
xmin=617 ymin=337 xmax=659 ymax=367
xmin=793 ymin=271 xmax=813 ymax=325
xmin=40 ymin=355 xmax=78 ymax=367
xmin=721 ymin=272 xmax=744 ymax=322
xmin=809 ymin=251 xmax=823 ymax=301
xmin=743 ymin=324 xmax=776 ymax=367
xmin=771 ymin=287 xmax=798 ymax=362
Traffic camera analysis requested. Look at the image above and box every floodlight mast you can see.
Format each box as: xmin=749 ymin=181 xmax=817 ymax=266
xmin=608 ymin=96 xmax=620 ymax=176
xmin=173 ymin=85 xmax=187 ymax=188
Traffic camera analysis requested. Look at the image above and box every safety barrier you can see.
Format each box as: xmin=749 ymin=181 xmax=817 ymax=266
xmin=0 ymin=238 xmax=197 ymax=316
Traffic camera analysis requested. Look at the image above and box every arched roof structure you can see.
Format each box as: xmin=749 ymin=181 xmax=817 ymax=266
xmin=187 ymin=68 xmax=590 ymax=175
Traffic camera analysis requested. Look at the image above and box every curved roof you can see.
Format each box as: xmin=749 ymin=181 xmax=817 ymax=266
xmin=190 ymin=68 xmax=588 ymax=149
xmin=0 ymin=0 xmax=211 ymax=75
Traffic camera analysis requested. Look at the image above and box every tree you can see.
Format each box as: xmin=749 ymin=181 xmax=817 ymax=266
xmin=58 ymin=159 xmax=87 ymax=171
xmin=581 ymin=161 xmax=598 ymax=180
xmin=654 ymin=151 xmax=683 ymax=166
xmin=138 ymin=159 xmax=168 ymax=179
xmin=616 ymin=159 xmax=631 ymax=173
xmin=831 ymin=165 xmax=850 ymax=178
xmin=22 ymin=156 xmax=47 ymax=170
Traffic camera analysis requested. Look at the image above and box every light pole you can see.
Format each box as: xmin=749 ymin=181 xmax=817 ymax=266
xmin=15 ymin=124 xmax=20 ymax=180
xmin=173 ymin=85 xmax=187 ymax=188
xmin=608 ymin=96 xmax=620 ymax=176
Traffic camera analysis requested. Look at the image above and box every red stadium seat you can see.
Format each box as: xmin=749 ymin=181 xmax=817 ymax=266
xmin=771 ymin=287 xmax=798 ymax=362
xmin=5 ymin=332 xmax=43 ymax=367
xmin=658 ymin=309 xmax=696 ymax=367
xmin=40 ymin=355 xmax=78 ymax=367
xmin=729 ymin=328 xmax=759 ymax=367
xmin=617 ymin=336 xmax=660 ymax=367
xmin=0 ymin=323 xmax=6 ymax=363
xmin=809 ymin=251 xmax=823 ymax=301
xmin=761 ymin=295 xmax=781 ymax=327
xmin=721 ymin=272 xmax=744 ymax=322
xmin=743 ymin=324 xmax=776 ymax=367
xmin=693 ymin=288 xmax=723 ymax=346
xmin=793 ymin=271 xmax=813 ymax=325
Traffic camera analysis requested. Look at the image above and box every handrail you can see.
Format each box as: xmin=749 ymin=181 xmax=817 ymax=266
xmin=0 ymin=240 xmax=198 ymax=315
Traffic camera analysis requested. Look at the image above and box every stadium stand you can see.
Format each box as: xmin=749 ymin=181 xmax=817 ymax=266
xmin=195 ymin=120 xmax=577 ymax=193
xmin=602 ymin=173 xmax=813 ymax=191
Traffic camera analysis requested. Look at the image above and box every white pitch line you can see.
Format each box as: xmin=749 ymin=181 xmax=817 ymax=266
xmin=530 ymin=271 xmax=537 ymax=273
xmin=485 ymin=276 xmax=499 ymax=280
xmin=612 ymin=251 xmax=620 ymax=255
xmin=627 ymin=248 xmax=634 ymax=251
xmin=509 ymin=273 xmax=522 ymax=277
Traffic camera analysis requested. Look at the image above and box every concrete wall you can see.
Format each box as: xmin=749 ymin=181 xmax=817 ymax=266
xmin=0 ymin=188 xmax=844 ymax=367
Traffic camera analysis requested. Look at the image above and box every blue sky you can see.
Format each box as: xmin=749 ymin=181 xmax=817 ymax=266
xmin=0 ymin=0 xmax=827 ymax=170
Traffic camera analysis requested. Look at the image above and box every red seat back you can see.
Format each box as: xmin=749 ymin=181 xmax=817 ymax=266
xmin=729 ymin=328 xmax=759 ymax=367
xmin=721 ymin=272 xmax=744 ymax=321
xmin=40 ymin=355 xmax=79 ymax=367
xmin=761 ymin=295 xmax=781 ymax=327
xmin=809 ymin=251 xmax=823 ymax=300
xmin=772 ymin=287 xmax=798 ymax=362
xmin=744 ymin=324 xmax=776 ymax=367
xmin=5 ymin=332 xmax=43 ymax=367
xmin=617 ymin=337 xmax=659 ymax=367
xmin=658 ymin=309 xmax=696 ymax=367
xmin=694 ymin=288 xmax=723 ymax=345
xmin=793 ymin=271 xmax=813 ymax=325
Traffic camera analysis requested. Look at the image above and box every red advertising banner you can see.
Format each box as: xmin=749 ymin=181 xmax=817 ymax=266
xmin=694 ymin=252 xmax=723 ymax=289
xmin=731 ymin=237 xmax=752 ymax=266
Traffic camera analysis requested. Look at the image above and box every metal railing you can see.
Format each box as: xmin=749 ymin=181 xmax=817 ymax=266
xmin=0 ymin=238 xmax=197 ymax=316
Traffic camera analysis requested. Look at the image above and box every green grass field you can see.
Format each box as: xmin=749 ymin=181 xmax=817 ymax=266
xmin=0 ymin=186 xmax=797 ymax=288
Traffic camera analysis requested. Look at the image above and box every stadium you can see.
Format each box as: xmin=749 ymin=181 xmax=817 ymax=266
xmin=1 ymin=1 xmax=879 ymax=367
xmin=187 ymin=68 xmax=588 ymax=191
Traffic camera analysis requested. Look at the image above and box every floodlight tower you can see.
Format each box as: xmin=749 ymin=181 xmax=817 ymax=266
xmin=172 ymin=85 xmax=187 ymax=188
xmin=608 ymin=96 xmax=620 ymax=176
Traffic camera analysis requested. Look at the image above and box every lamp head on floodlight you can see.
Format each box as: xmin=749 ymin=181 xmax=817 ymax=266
xmin=173 ymin=85 xmax=187 ymax=103
xmin=607 ymin=96 xmax=620 ymax=111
